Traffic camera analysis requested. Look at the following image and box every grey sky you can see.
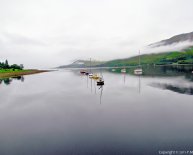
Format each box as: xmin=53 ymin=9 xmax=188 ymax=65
xmin=0 ymin=0 xmax=193 ymax=68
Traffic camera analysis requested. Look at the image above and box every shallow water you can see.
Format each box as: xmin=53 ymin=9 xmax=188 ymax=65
xmin=0 ymin=67 xmax=193 ymax=155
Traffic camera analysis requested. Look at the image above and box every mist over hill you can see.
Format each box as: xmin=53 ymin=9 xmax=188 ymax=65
xmin=149 ymin=32 xmax=193 ymax=48
xmin=58 ymin=32 xmax=193 ymax=68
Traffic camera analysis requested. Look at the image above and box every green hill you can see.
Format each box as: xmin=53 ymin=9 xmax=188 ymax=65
xmin=58 ymin=47 xmax=193 ymax=68
xmin=103 ymin=47 xmax=193 ymax=67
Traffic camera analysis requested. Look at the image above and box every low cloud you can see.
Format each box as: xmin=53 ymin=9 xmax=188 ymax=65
xmin=143 ymin=41 xmax=193 ymax=54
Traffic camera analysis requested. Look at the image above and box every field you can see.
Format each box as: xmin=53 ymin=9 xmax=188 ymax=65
xmin=0 ymin=69 xmax=49 ymax=78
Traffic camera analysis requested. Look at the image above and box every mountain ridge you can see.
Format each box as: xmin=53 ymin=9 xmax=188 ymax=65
xmin=57 ymin=60 xmax=105 ymax=68
xmin=57 ymin=31 xmax=193 ymax=68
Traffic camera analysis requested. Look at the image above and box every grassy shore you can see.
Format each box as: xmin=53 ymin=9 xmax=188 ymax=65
xmin=0 ymin=69 xmax=49 ymax=78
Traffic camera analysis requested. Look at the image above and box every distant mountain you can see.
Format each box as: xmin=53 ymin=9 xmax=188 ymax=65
xmin=57 ymin=60 xmax=105 ymax=68
xmin=149 ymin=31 xmax=193 ymax=48
xmin=59 ymin=47 xmax=193 ymax=69
xmin=58 ymin=32 xmax=193 ymax=68
xmin=102 ymin=47 xmax=193 ymax=67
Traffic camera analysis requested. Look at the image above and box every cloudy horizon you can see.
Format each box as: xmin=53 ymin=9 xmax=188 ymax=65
xmin=1 ymin=0 xmax=193 ymax=68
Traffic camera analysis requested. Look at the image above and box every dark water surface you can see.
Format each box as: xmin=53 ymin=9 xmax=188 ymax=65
xmin=1 ymin=67 xmax=193 ymax=155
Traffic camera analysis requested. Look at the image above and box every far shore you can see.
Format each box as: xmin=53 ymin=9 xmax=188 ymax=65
xmin=0 ymin=69 xmax=51 ymax=78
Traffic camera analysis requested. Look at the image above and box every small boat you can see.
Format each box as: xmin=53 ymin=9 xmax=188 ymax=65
xmin=134 ymin=68 xmax=142 ymax=75
xmin=80 ymin=70 xmax=86 ymax=74
xmin=97 ymin=77 xmax=104 ymax=86
xmin=112 ymin=69 xmax=116 ymax=72
xmin=91 ymin=74 xmax=100 ymax=80
xmin=134 ymin=50 xmax=143 ymax=75
xmin=88 ymin=73 xmax=93 ymax=78
xmin=121 ymin=68 xmax=126 ymax=73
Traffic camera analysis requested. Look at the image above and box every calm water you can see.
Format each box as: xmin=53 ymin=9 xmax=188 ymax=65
xmin=1 ymin=67 xmax=193 ymax=155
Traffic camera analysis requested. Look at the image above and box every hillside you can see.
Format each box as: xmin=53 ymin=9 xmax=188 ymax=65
xmin=58 ymin=47 xmax=193 ymax=68
xmin=103 ymin=47 xmax=193 ymax=67
xmin=58 ymin=32 xmax=193 ymax=68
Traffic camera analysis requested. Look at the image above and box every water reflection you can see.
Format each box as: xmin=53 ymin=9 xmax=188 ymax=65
xmin=0 ymin=76 xmax=24 ymax=85
xmin=90 ymin=78 xmax=93 ymax=93
xmin=108 ymin=65 xmax=193 ymax=80
xmin=150 ymin=83 xmax=193 ymax=95
xmin=1 ymin=69 xmax=193 ymax=155
xmin=185 ymin=73 xmax=193 ymax=82
xmin=98 ymin=85 xmax=103 ymax=104
xmin=138 ymin=76 xmax=141 ymax=94
xmin=123 ymin=73 xmax=126 ymax=84
xmin=121 ymin=73 xmax=142 ymax=94
xmin=82 ymin=72 xmax=104 ymax=104
xmin=142 ymin=65 xmax=193 ymax=80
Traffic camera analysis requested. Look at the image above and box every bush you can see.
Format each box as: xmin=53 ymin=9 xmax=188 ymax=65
xmin=0 ymin=60 xmax=24 ymax=70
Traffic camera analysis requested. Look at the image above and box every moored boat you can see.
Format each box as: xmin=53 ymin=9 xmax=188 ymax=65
xmin=88 ymin=73 xmax=93 ymax=78
xmin=134 ymin=68 xmax=142 ymax=75
xmin=91 ymin=74 xmax=100 ymax=80
xmin=97 ymin=77 xmax=104 ymax=86
xmin=134 ymin=50 xmax=143 ymax=75
xmin=121 ymin=68 xmax=126 ymax=73
xmin=80 ymin=70 xmax=86 ymax=74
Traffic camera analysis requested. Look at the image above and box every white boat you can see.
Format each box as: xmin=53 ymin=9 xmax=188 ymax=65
xmin=88 ymin=73 xmax=93 ymax=78
xmin=121 ymin=68 xmax=126 ymax=73
xmin=112 ymin=69 xmax=116 ymax=72
xmin=134 ymin=68 xmax=142 ymax=75
xmin=134 ymin=50 xmax=143 ymax=75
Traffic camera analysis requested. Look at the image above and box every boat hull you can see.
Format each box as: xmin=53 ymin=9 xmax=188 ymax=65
xmin=121 ymin=69 xmax=126 ymax=73
xmin=92 ymin=75 xmax=100 ymax=80
xmin=97 ymin=81 xmax=104 ymax=86
xmin=88 ymin=73 xmax=93 ymax=78
xmin=134 ymin=68 xmax=142 ymax=75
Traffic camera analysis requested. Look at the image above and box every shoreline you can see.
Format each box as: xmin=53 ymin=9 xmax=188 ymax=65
xmin=0 ymin=69 xmax=50 ymax=78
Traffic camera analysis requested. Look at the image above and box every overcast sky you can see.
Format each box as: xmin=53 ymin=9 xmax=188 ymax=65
xmin=0 ymin=0 xmax=193 ymax=68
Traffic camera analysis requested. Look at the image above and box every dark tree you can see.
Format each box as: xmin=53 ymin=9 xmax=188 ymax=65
xmin=5 ymin=60 xmax=9 ymax=66
xmin=20 ymin=64 xmax=24 ymax=69
xmin=10 ymin=64 xmax=22 ymax=70
xmin=0 ymin=60 xmax=23 ymax=70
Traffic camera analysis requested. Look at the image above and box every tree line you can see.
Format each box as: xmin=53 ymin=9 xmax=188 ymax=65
xmin=0 ymin=60 xmax=24 ymax=70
